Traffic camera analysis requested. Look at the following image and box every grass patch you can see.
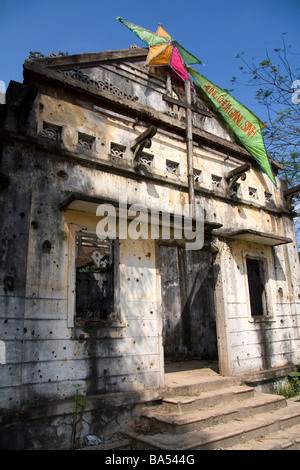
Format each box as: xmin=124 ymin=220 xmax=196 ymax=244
xmin=275 ymin=371 xmax=300 ymax=399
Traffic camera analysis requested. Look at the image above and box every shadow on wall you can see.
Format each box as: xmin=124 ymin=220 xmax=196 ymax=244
xmin=74 ymin=237 xmax=159 ymax=397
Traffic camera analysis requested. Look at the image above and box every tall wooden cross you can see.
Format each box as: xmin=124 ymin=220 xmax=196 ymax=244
xmin=163 ymin=78 xmax=212 ymax=220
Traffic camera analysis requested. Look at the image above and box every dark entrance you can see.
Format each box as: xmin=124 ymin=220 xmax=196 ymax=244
xmin=159 ymin=245 xmax=218 ymax=361
xmin=246 ymin=257 xmax=267 ymax=317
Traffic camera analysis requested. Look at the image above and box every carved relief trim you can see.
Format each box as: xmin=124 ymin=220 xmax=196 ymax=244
xmin=58 ymin=67 xmax=138 ymax=102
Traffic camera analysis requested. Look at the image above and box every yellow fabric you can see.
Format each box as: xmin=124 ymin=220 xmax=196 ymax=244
xmin=146 ymin=44 xmax=173 ymax=65
xmin=156 ymin=25 xmax=172 ymax=39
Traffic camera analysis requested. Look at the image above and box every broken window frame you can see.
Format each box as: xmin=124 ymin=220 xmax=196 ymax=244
xmin=67 ymin=224 xmax=122 ymax=328
xmin=244 ymin=252 xmax=272 ymax=322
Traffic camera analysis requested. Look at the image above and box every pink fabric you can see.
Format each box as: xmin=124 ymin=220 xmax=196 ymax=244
xmin=170 ymin=45 xmax=190 ymax=82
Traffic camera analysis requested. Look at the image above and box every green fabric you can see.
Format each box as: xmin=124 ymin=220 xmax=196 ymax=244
xmin=117 ymin=17 xmax=171 ymax=47
xmin=177 ymin=44 xmax=203 ymax=65
xmin=187 ymin=66 xmax=276 ymax=185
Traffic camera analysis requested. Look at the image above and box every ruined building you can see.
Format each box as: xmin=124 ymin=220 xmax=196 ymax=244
xmin=0 ymin=47 xmax=299 ymax=449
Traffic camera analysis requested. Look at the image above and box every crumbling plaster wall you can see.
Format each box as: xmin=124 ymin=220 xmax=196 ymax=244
xmin=1 ymin=70 xmax=299 ymax=416
xmin=0 ymin=141 xmax=164 ymax=410
xmin=214 ymin=237 xmax=300 ymax=376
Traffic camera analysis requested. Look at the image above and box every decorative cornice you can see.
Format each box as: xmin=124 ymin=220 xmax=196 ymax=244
xmin=23 ymin=60 xmax=254 ymax=164
xmin=58 ymin=67 xmax=138 ymax=102
xmin=28 ymin=51 xmax=69 ymax=60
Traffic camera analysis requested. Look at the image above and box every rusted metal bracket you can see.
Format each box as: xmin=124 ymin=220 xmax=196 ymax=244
xmin=130 ymin=125 xmax=157 ymax=163
xmin=284 ymin=184 xmax=300 ymax=211
xmin=225 ymin=163 xmax=251 ymax=198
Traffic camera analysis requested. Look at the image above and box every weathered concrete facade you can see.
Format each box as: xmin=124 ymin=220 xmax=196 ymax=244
xmin=0 ymin=48 xmax=299 ymax=449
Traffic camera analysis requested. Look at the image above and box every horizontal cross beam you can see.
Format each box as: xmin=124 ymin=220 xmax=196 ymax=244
xmin=163 ymin=94 xmax=213 ymax=118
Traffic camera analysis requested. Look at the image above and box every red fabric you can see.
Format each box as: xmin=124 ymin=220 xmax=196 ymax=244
xmin=170 ymin=45 xmax=190 ymax=82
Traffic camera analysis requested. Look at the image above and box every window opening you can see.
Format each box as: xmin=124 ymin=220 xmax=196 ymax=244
xmin=212 ymin=174 xmax=222 ymax=188
xmin=166 ymin=160 xmax=179 ymax=174
xmin=248 ymin=187 xmax=258 ymax=199
xmin=77 ymin=133 xmax=95 ymax=151
xmin=110 ymin=142 xmax=126 ymax=159
xmin=193 ymin=169 xmax=202 ymax=184
xmin=139 ymin=153 xmax=153 ymax=167
xmin=41 ymin=122 xmax=61 ymax=141
xmin=246 ymin=257 xmax=267 ymax=317
xmin=264 ymin=191 xmax=272 ymax=204
xmin=75 ymin=233 xmax=114 ymax=321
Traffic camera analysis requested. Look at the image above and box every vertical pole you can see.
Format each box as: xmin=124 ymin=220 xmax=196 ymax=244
xmin=185 ymin=79 xmax=195 ymax=220
xmin=166 ymin=73 xmax=172 ymax=95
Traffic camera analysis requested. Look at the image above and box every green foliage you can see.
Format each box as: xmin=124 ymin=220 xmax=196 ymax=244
xmin=232 ymin=34 xmax=300 ymax=246
xmin=70 ymin=384 xmax=87 ymax=450
xmin=259 ymin=60 xmax=271 ymax=67
xmin=275 ymin=372 xmax=300 ymax=399
xmin=78 ymin=263 xmax=113 ymax=273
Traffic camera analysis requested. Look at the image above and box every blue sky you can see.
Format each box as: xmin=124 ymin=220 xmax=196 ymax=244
xmin=1 ymin=0 xmax=299 ymax=123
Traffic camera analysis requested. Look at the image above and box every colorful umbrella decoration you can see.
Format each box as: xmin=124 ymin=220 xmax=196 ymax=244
xmin=116 ymin=17 xmax=203 ymax=85
xmin=117 ymin=17 xmax=276 ymax=185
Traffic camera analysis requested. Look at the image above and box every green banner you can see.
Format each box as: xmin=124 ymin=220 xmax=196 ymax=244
xmin=187 ymin=66 xmax=277 ymax=185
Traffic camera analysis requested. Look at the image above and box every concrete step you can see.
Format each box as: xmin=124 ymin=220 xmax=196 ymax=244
xmin=160 ymin=385 xmax=255 ymax=412
xmin=129 ymin=399 xmax=300 ymax=450
xmin=164 ymin=371 xmax=242 ymax=397
xmin=140 ymin=390 xmax=287 ymax=435
xmin=226 ymin=398 xmax=300 ymax=451
xmin=226 ymin=423 xmax=300 ymax=450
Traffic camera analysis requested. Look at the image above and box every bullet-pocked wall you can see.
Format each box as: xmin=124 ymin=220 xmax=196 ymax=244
xmin=214 ymin=237 xmax=300 ymax=376
xmin=0 ymin=143 xmax=166 ymax=409
xmin=0 ymin=49 xmax=299 ymax=449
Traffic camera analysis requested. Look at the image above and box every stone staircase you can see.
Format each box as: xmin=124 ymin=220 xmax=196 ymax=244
xmin=126 ymin=369 xmax=300 ymax=450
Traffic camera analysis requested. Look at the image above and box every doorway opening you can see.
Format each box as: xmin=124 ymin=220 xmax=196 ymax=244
xmin=159 ymin=245 xmax=218 ymax=374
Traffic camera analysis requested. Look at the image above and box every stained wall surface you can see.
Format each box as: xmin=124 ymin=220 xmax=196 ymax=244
xmin=0 ymin=50 xmax=299 ymax=424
